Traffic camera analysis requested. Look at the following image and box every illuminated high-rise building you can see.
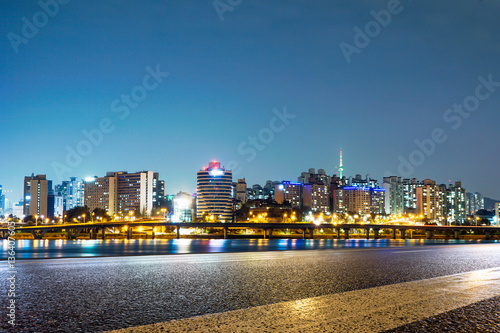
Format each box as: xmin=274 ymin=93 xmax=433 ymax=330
xmin=116 ymin=171 xmax=154 ymax=216
xmin=416 ymin=179 xmax=444 ymax=221
xmin=23 ymin=174 xmax=53 ymax=218
xmin=152 ymin=172 xmax=166 ymax=209
xmin=382 ymin=176 xmax=404 ymax=215
xmin=196 ymin=161 xmax=233 ymax=222
xmin=84 ymin=175 xmax=118 ymax=216
xmin=84 ymin=171 xmax=156 ymax=217
xmin=303 ymin=183 xmax=330 ymax=213
xmin=467 ymin=192 xmax=484 ymax=215
xmin=55 ymin=177 xmax=84 ymax=211
xmin=445 ymin=181 xmax=466 ymax=224
xmin=335 ymin=186 xmax=385 ymax=215
xmin=274 ymin=181 xmax=303 ymax=209
xmin=402 ymin=178 xmax=420 ymax=213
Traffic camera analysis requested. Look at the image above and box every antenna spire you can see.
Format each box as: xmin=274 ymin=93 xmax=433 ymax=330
xmin=339 ymin=148 xmax=344 ymax=179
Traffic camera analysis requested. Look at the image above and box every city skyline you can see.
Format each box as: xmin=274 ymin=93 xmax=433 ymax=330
xmin=1 ymin=1 xmax=500 ymax=204
xmin=1 ymin=154 xmax=498 ymax=205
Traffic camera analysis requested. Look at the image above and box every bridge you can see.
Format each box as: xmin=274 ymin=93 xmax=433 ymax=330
xmin=2 ymin=221 xmax=499 ymax=240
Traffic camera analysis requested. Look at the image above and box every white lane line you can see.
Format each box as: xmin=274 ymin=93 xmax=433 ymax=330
xmin=391 ymin=249 xmax=433 ymax=254
xmin=107 ymin=267 xmax=500 ymax=333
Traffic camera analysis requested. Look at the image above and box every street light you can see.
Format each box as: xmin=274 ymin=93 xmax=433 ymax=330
xmin=82 ymin=214 xmax=86 ymax=224
xmin=35 ymin=214 xmax=39 ymax=226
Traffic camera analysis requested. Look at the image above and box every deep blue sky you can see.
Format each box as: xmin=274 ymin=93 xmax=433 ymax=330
xmin=1 ymin=0 xmax=499 ymax=202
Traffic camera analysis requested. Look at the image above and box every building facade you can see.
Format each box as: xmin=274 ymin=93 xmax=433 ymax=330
xmin=402 ymin=178 xmax=420 ymax=213
xmin=23 ymin=174 xmax=52 ymax=218
xmin=467 ymin=192 xmax=484 ymax=215
xmin=298 ymin=168 xmax=331 ymax=186
xmin=416 ymin=179 xmax=444 ymax=221
xmin=55 ymin=177 xmax=84 ymax=211
xmin=115 ymin=171 xmax=154 ymax=216
xmin=274 ymin=181 xmax=303 ymax=209
xmin=445 ymin=181 xmax=467 ymax=224
xmin=84 ymin=175 xmax=118 ymax=215
xmin=152 ymin=172 xmax=165 ymax=210
xmin=303 ymin=183 xmax=330 ymax=213
xmin=382 ymin=176 xmax=404 ymax=215
xmin=235 ymin=179 xmax=247 ymax=203
xmin=495 ymin=203 xmax=500 ymax=225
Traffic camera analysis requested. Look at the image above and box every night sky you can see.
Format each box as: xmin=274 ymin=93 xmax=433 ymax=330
xmin=1 ymin=0 xmax=499 ymax=202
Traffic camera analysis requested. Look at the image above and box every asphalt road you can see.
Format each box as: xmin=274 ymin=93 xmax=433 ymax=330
xmin=1 ymin=242 xmax=500 ymax=332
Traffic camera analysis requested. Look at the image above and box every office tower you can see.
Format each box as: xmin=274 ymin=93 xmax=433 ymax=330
xmin=152 ymin=172 xmax=166 ymax=209
xmin=56 ymin=177 xmax=85 ymax=211
xmin=115 ymin=171 xmax=154 ymax=216
xmin=235 ymin=179 xmax=247 ymax=203
xmin=23 ymin=174 xmax=52 ymax=218
xmin=196 ymin=161 xmax=233 ymax=222
xmin=382 ymin=176 xmax=404 ymax=215
xmin=467 ymin=192 xmax=484 ymax=215
xmin=416 ymin=179 xmax=444 ymax=221
xmin=274 ymin=181 xmax=303 ymax=209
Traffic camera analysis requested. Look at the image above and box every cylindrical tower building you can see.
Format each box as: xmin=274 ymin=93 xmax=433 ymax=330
xmin=196 ymin=161 xmax=233 ymax=222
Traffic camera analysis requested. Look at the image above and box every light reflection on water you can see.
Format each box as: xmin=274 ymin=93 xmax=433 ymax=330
xmin=1 ymin=238 xmax=497 ymax=260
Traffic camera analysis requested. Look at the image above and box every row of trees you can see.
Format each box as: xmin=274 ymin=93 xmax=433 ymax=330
xmin=23 ymin=206 xmax=111 ymax=224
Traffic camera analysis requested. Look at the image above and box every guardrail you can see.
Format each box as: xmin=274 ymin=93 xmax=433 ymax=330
xmin=1 ymin=222 xmax=499 ymax=240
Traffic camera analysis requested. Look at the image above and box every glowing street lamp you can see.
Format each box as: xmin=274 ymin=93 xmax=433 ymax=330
xmin=35 ymin=214 xmax=39 ymax=226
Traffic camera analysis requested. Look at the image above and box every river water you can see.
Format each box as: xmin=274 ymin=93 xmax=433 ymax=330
xmin=2 ymin=238 xmax=497 ymax=259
